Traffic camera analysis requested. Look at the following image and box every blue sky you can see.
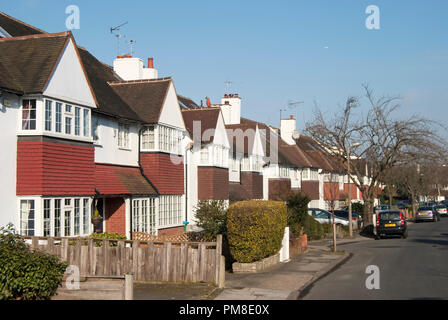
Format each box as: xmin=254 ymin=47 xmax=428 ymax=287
xmin=3 ymin=0 xmax=448 ymax=132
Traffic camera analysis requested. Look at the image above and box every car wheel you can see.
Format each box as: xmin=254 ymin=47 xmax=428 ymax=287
xmin=402 ymin=231 xmax=408 ymax=239
xmin=375 ymin=235 xmax=380 ymax=240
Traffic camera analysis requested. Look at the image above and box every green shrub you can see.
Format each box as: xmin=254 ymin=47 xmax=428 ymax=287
xmin=0 ymin=224 xmax=67 ymax=300
xmin=351 ymin=202 xmax=364 ymax=215
xmin=88 ymin=232 xmax=127 ymax=247
xmin=286 ymin=192 xmax=325 ymax=240
xmin=194 ymin=200 xmax=228 ymax=241
xmin=226 ymin=200 xmax=287 ymax=263
xmin=302 ymin=216 xmax=324 ymax=240
xmin=285 ymin=192 xmax=310 ymax=237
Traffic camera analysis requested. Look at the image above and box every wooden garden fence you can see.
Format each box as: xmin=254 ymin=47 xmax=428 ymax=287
xmin=23 ymin=235 xmax=225 ymax=287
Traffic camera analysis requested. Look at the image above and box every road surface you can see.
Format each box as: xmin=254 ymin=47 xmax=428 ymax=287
xmin=301 ymin=218 xmax=448 ymax=300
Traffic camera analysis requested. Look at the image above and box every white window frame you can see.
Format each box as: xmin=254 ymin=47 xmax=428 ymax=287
xmin=158 ymin=195 xmax=183 ymax=228
xmin=118 ymin=123 xmax=130 ymax=149
xmin=132 ymin=198 xmax=157 ymax=235
xmin=21 ymin=99 xmax=37 ymax=131
xmin=20 ymin=199 xmax=35 ymax=236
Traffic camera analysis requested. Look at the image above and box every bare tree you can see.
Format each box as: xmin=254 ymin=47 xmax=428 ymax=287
xmin=324 ymin=172 xmax=340 ymax=252
xmin=305 ymin=85 xmax=446 ymax=224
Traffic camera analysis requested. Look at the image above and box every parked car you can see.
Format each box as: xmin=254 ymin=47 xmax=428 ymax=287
xmin=415 ymin=206 xmax=441 ymax=222
xmin=308 ymin=208 xmax=350 ymax=226
xmin=434 ymin=205 xmax=448 ymax=217
xmin=333 ymin=210 xmax=363 ymax=229
xmin=396 ymin=202 xmax=407 ymax=210
xmin=375 ymin=210 xmax=408 ymax=239
xmin=373 ymin=204 xmax=390 ymax=214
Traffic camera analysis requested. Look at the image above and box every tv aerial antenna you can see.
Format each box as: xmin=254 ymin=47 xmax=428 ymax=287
xmin=110 ymin=21 xmax=128 ymax=56
xmin=126 ymin=39 xmax=136 ymax=56
xmin=280 ymin=100 xmax=304 ymax=129
xmin=224 ymin=80 xmax=234 ymax=93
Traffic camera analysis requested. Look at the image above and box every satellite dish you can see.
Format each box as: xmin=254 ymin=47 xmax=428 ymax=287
xmin=292 ymin=130 xmax=300 ymax=140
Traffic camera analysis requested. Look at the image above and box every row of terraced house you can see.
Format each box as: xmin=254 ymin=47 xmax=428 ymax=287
xmin=0 ymin=12 xmax=375 ymax=239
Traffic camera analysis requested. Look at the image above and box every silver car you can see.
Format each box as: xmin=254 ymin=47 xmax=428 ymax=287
xmin=415 ymin=206 xmax=440 ymax=222
xmin=308 ymin=208 xmax=350 ymax=226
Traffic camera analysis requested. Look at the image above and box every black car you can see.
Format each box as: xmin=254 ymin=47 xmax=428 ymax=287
xmin=375 ymin=210 xmax=407 ymax=239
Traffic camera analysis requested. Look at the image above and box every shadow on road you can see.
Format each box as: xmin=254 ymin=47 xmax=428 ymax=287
xmin=410 ymin=238 xmax=448 ymax=246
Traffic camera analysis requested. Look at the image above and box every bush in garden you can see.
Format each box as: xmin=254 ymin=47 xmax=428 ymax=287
xmin=88 ymin=232 xmax=127 ymax=247
xmin=351 ymin=202 xmax=365 ymax=215
xmin=194 ymin=200 xmax=228 ymax=241
xmin=226 ymin=200 xmax=287 ymax=263
xmin=0 ymin=224 xmax=67 ymax=300
xmin=285 ymin=192 xmax=311 ymax=237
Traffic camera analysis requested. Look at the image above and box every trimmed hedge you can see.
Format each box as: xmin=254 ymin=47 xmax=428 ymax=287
xmin=226 ymin=200 xmax=287 ymax=263
xmin=0 ymin=224 xmax=67 ymax=300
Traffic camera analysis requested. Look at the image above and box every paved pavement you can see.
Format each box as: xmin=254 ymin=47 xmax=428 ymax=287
xmin=301 ymin=218 xmax=448 ymax=300
xmin=132 ymin=234 xmax=372 ymax=300
xmin=214 ymin=235 xmax=371 ymax=300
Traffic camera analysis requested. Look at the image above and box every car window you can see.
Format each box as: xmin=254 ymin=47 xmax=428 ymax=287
xmin=314 ymin=210 xmax=329 ymax=219
xmin=308 ymin=209 xmax=314 ymax=217
xmin=418 ymin=207 xmax=433 ymax=211
xmin=380 ymin=212 xmax=401 ymax=220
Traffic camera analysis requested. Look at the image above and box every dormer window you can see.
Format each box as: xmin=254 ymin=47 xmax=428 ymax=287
xmin=22 ymin=99 xmax=36 ymax=130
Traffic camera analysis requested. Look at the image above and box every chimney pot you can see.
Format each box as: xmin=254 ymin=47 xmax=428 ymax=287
xmin=148 ymin=57 xmax=154 ymax=68
xmin=290 ymin=115 xmax=294 ymax=119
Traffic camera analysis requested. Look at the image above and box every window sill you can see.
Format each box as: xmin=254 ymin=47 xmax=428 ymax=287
xmin=118 ymin=147 xmax=132 ymax=151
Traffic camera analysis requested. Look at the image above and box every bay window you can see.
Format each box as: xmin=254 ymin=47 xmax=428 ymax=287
xmin=75 ymin=107 xmax=81 ymax=136
xmin=132 ymin=198 xmax=156 ymax=235
xmin=83 ymin=109 xmax=90 ymax=137
xmin=310 ymin=169 xmax=319 ymax=180
xmin=24 ymin=197 xmax=91 ymax=237
xmin=158 ymin=195 xmax=183 ymax=228
xmin=141 ymin=124 xmax=183 ymax=154
xmin=22 ymin=99 xmax=36 ymax=130
xmin=55 ymin=102 xmax=62 ymax=133
xmin=20 ymin=200 xmax=35 ymax=236
xmin=279 ymin=166 xmax=289 ymax=178
xmin=45 ymin=100 xmax=52 ymax=131
xmin=200 ymin=146 xmax=209 ymax=164
xmin=142 ymin=126 xmax=155 ymax=149
xmin=65 ymin=105 xmax=72 ymax=135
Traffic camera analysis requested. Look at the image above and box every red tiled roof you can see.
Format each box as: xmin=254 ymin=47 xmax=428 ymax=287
xmin=95 ymin=164 xmax=158 ymax=196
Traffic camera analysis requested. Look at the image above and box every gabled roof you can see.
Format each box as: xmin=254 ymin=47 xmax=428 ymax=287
xmin=178 ymin=94 xmax=200 ymax=109
xmin=0 ymin=11 xmax=142 ymax=122
xmin=108 ymin=78 xmax=172 ymax=124
xmin=78 ymin=48 xmax=141 ymax=121
xmin=0 ymin=11 xmax=46 ymax=37
xmin=95 ymin=163 xmax=158 ymax=196
xmin=181 ymin=107 xmax=221 ymax=143
xmin=295 ymin=135 xmax=343 ymax=172
xmin=0 ymin=32 xmax=70 ymax=94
